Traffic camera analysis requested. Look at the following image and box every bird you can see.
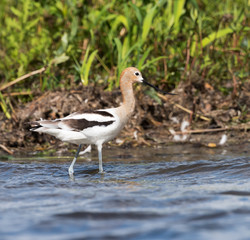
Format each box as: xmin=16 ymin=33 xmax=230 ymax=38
xmin=30 ymin=67 xmax=175 ymax=176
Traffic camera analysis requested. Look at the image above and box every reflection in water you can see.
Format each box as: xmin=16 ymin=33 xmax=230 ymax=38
xmin=0 ymin=144 xmax=250 ymax=240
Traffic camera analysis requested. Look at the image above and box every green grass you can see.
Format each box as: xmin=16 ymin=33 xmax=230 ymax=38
xmin=0 ymin=0 xmax=249 ymax=118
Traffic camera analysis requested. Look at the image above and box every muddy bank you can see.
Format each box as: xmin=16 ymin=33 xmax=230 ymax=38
xmin=0 ymin=79 xmax=249 ymax=155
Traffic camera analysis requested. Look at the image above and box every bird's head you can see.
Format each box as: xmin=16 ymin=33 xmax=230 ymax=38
xmin=120 ymin=67 xmax=176 ymax=95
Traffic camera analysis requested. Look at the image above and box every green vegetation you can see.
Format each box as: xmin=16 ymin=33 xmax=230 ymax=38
xmin=0 ymin=0 xmax=249 ymax=118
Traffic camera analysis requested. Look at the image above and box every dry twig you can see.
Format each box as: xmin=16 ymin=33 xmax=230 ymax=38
xmin=174 ymin=123 xmax=250 ymax=135
xmin=174 ymin=103 xmax=210 ymax=121
xmin=0 ymin=144 xmax=13 ymax=155
xmin=157 ymin=93 xmax=210 ymax=121
xmin=3 ymin=91 xmax=32 ymax=96
xmin=0 ymin=66 xmax=46 ymax=91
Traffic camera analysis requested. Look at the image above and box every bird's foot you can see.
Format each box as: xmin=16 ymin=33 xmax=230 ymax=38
xmin=68 ymin=166 xmax=74 ymax=176
xmin=99 ymin=168 xmax=105 ymax=174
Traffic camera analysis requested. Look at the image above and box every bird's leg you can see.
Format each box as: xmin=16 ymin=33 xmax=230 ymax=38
xmin=97 ymin=144 xmax=104 ymax=173
xmin=79 ymin=145 xmax=91 ymax=155
xmin=68 ymin=144 xmax=82 ymax=176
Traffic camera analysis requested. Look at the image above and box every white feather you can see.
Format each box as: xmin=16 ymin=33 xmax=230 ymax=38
xmin=181 ymin=120 xmax=189 ymax=132
xmin=63 ymin=109 xmax=115 ymax=122
xmin=57 ymin=121 xmax=74 ymax=131
xmin=39 ymin=120 xmax=60 ymax=129
xmin=34 ymin=127 xmax=87 ymax=144
xmin=170 ymin=117 xmax=179 ymax=124
xmin=219 ymin=134 xmax=227 ymax=145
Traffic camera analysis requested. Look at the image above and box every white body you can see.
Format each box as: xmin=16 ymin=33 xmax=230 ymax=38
xmin=34 ymin=107 xmax=127 ymax=146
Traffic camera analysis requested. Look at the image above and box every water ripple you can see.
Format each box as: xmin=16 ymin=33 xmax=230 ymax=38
xmin=0 ymin=144 xmax=250 ymax=240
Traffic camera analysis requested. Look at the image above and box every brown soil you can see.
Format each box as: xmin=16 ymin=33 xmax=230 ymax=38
xmin=0 ymin=79 xmax=249 ymax=155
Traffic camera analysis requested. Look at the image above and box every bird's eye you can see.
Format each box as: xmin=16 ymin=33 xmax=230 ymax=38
xmin=134 ymin=72 xmax=140 ymax=76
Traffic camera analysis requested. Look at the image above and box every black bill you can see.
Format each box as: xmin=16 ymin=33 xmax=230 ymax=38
xmin=142 ymin=79 xmax=176 ymax=95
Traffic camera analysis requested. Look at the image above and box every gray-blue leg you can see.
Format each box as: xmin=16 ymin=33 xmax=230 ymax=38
xmin=97 ymin=144 xmax=103 ymax=173
xmin=68 ymin=144 xmax=82 ymax=176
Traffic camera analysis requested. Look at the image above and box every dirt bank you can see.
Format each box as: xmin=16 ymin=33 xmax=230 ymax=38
xmin=0 ymin=79 xmax=249 ymax=155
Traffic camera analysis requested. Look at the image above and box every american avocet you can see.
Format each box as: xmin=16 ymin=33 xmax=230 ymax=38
xmin=30 ymin=67 xmax=175 ymax=175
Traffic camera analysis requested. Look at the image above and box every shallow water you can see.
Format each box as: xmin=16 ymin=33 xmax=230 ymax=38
xmin=0 ymin=143 xmax=250 ymax=240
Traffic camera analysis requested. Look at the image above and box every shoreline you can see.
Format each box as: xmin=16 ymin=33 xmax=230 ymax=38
xmin=0 ymin=80 xmax=249 ymax=156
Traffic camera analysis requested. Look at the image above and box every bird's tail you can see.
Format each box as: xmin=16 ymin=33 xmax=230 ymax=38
xmin=29 ymin=119 xmax=60 ymax=131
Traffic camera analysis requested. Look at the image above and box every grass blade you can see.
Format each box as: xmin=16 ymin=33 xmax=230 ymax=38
xmin=0 ymin=92 xmax=11 ymax=119
xmin=141 ymin=56 xmax=167 ymax=70
xmin=191 ymin=27 xmax=234 ymax=56
xmin=112 ymin=15 xmax=129 ymax=32
xmin=173 ymin=0 xmax=186 ymax=33
xmin=137 ymin=47 xmax=153 ymax=69
xmin=142 ymin=5 xmax=156 ymax=43
xmin=83 ymin=50 xmax=98 ymax=86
